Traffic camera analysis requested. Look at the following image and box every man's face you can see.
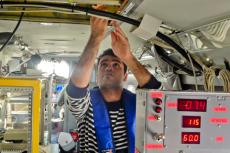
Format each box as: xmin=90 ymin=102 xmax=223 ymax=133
xmin=97 ymin=55 xmax=127 ymax=89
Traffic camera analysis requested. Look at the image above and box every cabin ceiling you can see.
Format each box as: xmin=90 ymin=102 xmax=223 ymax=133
xmin=0 ymin=0 xmax=230 ymax=66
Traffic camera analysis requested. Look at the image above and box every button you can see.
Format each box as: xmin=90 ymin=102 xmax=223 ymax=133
xmin=155 ymin=106 xmax=162 ymax=113
xmin=155 ymin=98 xmax=162 ymax=105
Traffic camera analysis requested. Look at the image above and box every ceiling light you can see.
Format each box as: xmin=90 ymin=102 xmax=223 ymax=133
xmin=40 ymin=22 xmax=53 ymax=26
xmin=37 ymin=60 xmax=69 ymax=78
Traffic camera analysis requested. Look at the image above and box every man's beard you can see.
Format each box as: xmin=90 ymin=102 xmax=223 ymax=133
xmin=99 ymin=82 xmax=123 ymax=90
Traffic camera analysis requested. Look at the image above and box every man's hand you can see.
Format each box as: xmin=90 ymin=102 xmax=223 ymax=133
xmin=111 ymin=21 xmax=152 ymax=87
xmin=110 ymin=21 xmax=132 ymax=61
xmin=90 ymin=16 xmax=108 ymax=42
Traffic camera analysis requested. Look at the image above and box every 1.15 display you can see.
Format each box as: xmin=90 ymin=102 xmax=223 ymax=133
xmin=178 ymin=99 xmax=207 ymax=112
xmin=182 ymin=116 xmax=201 ymax=128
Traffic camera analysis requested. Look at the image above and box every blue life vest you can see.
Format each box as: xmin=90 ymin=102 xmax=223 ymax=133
xmin=90 ymin=88 xmax=136 ymax=153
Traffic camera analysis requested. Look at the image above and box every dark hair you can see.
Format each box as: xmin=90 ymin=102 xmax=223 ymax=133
xmin=97 ymin=48 xmax=127 ymax=73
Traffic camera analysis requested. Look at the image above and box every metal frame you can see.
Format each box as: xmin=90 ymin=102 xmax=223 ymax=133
xmin=0 ymin=77 xmax=41 ymax=153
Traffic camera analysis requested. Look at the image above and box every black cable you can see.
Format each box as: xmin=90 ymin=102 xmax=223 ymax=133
xmin=224 ymin=58 xmax=230 ymax=71
xmin=0 ymin=10 xmax=24 ymax=52
xmin=156 ymin=32 xmax=203 ymax=71
xmin=2 ymin=1 xmax=141 ymax=26
xmin=154 ymin=45 xmax=202 ymax=76
xmin=1 ymin=0 xmax=3 ymax=8
xmin=154 ymin=45 xmax=193 ymax=75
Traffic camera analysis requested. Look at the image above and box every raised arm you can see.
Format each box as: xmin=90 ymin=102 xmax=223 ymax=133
xmin=66 ymin=17 xmax=108 ymax=119
xmin=71 ymin=17 xmax=108 ymax=88
xmin=110 ymin=22 xmax=153 ymax=87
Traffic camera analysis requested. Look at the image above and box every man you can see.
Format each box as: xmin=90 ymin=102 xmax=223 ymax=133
xmin=66 ymin=17 xmax=161 ymax=153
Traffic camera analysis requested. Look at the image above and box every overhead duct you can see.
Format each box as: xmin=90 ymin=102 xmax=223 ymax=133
xmin=175 ymin=18 xmax=230 ymax=52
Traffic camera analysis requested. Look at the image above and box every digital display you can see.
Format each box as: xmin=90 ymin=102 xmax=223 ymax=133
xmin=182 ymin=132 xmax=200 ymax=144
xmin=182 ymin=116 xmax=201 ymax=128
xmin=178 ymin=99 xmax=207 ymax=112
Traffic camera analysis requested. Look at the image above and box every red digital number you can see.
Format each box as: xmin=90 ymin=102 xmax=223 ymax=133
xmin=178 ymin=99 xmax=207 ymax=112
xmin=182 ymin=132 xmax=200 ymax=144
xmin=182 ymin=116 xmax=201 ymax=128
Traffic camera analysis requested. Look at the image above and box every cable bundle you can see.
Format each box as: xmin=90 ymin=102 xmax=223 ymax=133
xmin=204 ymin=66 xmax=217 ymax=91
xmin=219 ymin=69 xmax=230 ymax=92
xmin=204 ymin=66 xmax=230 ymax=92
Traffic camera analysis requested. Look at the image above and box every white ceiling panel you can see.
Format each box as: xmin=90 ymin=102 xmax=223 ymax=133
xmin=135 ymin=0 xmax=230 ymax=30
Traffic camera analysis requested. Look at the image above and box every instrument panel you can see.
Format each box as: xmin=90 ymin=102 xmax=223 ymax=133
xmin=136 ymin=90 xmax=230 ymax=153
